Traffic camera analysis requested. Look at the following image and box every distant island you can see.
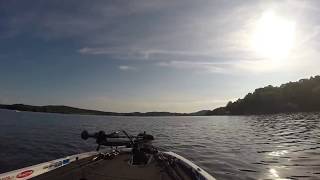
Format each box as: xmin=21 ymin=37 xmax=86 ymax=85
xmin=207 ymin=75 xmax=320 ymax=115
xmin=1 ymin=76 xmax=320 ymax=116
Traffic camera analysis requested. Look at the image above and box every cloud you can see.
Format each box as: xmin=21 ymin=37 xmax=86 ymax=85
xmin=3 ymin=0 xmax=320 ymax=75
xmin=119 ymin=65 xmax=136 ymax=71
xmin=1 ymin=0 xmax=180 ymax=41
xmin=78 ymin=47 xmax=217 ymax=60
xmin=156 ymin=61 xmax=235 ymax=74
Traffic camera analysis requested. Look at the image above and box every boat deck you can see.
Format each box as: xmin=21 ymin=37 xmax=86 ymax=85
xmin=31 ymin=152 xmax=192 ymax=180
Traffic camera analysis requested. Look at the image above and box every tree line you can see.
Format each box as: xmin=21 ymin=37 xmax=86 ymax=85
xmin=207 ymin=76 xmax=320 ymax=115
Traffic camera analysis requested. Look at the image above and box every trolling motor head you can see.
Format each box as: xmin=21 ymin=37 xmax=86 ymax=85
xmin=137 ymin=131 xmax=154 ymax=141
xmin=81 ymin=130 xmax=89 ymax=140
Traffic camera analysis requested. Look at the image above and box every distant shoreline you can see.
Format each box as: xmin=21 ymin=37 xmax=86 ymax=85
xmin=2 ymin=76 xmax=320 ymax=117
xmin=1 ymin=103 xmax=320 ymax=117
xmin=1 ymin=106 xmax=319 ymax=118
xmin=0 ymin=104 xmax=198 ymax=117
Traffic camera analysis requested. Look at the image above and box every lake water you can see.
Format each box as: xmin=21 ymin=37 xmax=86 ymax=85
xmin=0 ymin=109 xmax=319 ymax=180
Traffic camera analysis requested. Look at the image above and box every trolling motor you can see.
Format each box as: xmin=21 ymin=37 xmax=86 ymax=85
xmin=81 ymin=130 xmax=154 ymax=152
xmin=81 ymin=130 xmax=156 ymax=165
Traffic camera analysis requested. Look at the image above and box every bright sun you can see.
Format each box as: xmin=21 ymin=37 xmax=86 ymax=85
xmin=251 ymin=10 xmax=296 ymax=60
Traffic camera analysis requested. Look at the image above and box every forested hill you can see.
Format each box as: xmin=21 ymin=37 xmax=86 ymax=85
xmin=0 ymin=104 xmax=188 ymax=116
xmin=207 ymin=76 xmax=320 ymax=115
xmin=0 ymin=104 xmax=122 ymax=116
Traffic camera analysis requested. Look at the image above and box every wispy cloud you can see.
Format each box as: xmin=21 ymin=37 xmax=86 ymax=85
xmin=155 ymin=58 xmax=290 ymax=74
xmin=78 ymin=47 xmax=218 ymax=60
xmin=119 ymin=65 xmax=137 ymax=71
xmin=156 ymin=61 xmax=234 ymax=74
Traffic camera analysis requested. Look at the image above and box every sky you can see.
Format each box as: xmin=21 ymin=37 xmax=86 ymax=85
xmin=0 ymin=0 xmax=320 ymax=113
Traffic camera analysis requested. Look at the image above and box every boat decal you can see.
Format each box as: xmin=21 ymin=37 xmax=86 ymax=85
xmin=46 ymin=161 xmax=61 ymax=169
xmin=0 ymin=150 xmax=105 ymax=180
xmin=62 ymin=158 xmax=70 ymax=165
xmin=43 ymin=158 xmax=70 ymax=170
xmin=16 ymin=170 xmax=33 ymax=178
xmin=0 ymin=176 xmax=14 ymax=180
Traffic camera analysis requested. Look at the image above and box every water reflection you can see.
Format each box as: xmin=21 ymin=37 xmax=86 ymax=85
xmin=266 ymin=150 xmax=290 ymax=179
xmin=248 ymin=113 xmax=320 ymax=179
xmin=269 ymin=168 xmax=291 ymax=180
xmin=268 ymin=150 xmax=288 ymax=157
xmin=269 ymin=168 xmax=280 ymax=178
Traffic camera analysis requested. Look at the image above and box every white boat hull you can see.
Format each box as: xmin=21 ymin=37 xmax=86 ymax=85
xmin=0 ymin=148 xmax=215 ymax=180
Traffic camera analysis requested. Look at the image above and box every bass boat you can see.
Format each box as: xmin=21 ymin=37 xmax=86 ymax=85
xmin=0 ymin=130 xmax=215 ymax=180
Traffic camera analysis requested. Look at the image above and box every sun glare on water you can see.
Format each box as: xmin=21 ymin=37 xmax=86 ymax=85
xmin=251 ymin=11 xmax=296 ymax=61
